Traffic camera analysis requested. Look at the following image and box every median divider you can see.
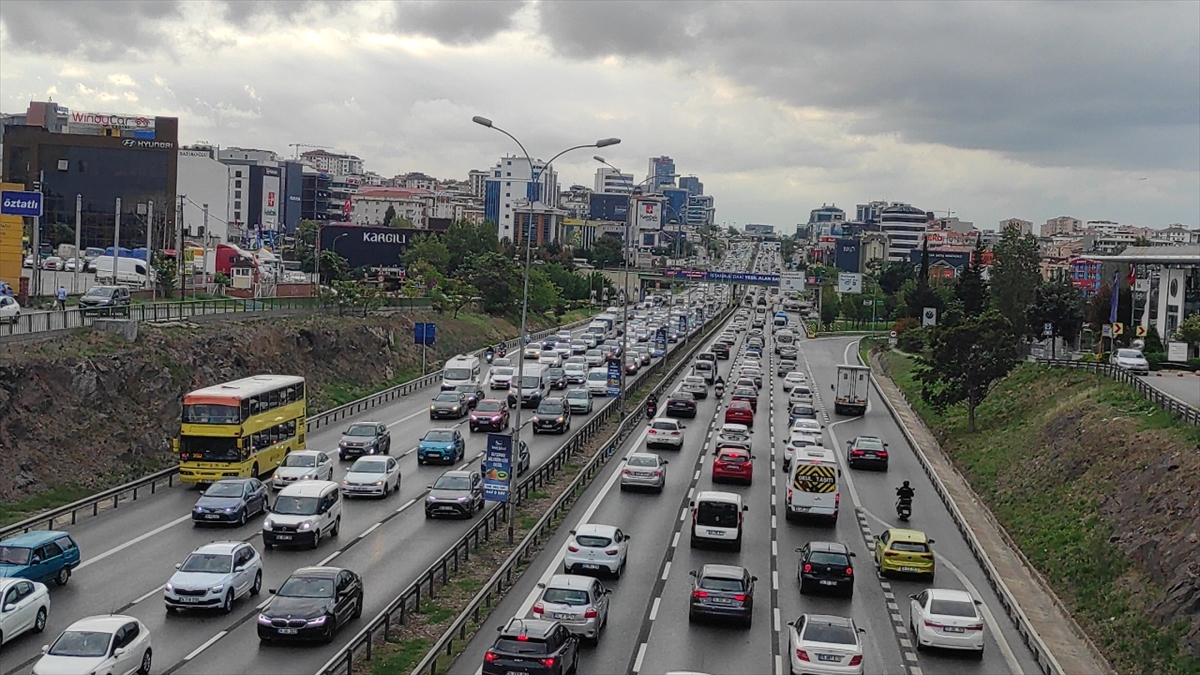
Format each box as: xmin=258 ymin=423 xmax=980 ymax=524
xmin=0 ymin=317 xmax=594 ymax=540
xmin=314 ymin=305 xmax=735 ymax=675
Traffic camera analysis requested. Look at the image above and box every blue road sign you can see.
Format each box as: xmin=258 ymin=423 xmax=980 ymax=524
xmin=606 ymin=359 xmax=621 ymax=397
xmin=483 ymin=434 xmax=512 ymax=503
xmin=660 ymin=269 xmax=780 ymax=286
xmin=677 ymin=315 xmax=688 ymax=335
xmin=654 ymin=327 xmax=666 ymax=354
xmin=0 ymin=190 xmax=43 ymax=217
xmin=414 ymin=322 xmax=436 ymax=346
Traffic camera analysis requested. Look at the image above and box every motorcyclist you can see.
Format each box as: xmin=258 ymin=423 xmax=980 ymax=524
xmin=645 ymin=393 xmax=659 ymax=416
xmin=485 ymin=347 xmax=495 ymax=363
xmin=896 ymin=481 xmax=915 ymax=502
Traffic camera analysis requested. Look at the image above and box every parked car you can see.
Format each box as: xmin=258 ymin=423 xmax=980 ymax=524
xmin=34 ymin=615 xmax=152 ymax=675
xmin=192 ymin=477 xmax=269 ymax=526
xmin=337 ymin=421 xmax=391 ymax=460
xmin=256 ymin=566 xmax=363 ymax=643
xmin=0 ymin=531 xmax=80 ymax=586
xmin=77 ymin=285 xmax=131 ymax=315
xmin=0 ymin=295 xmax=21 ymax=324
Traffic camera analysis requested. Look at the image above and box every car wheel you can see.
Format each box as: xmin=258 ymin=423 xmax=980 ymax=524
xmin=311 ymin=529 xmax=321 ymax=549
xmin=251 ymin=570 xmax=262 ymax=595
xmin=332 ymin=517 xmax=341 ymax=537
xmin=238 ymin=507 xmax=248 ymax=526
xmin=324 ymin=617 xmax=338 ymax=644
xmin=972 ymin=647 xmax=985 ymax=660
xmin=137 ymin=648 xmax=153 ymax=675
xmin=264 ymin=542 xmax=273 ymax=550
xmin=382 ymin=481 xmax=389 ymax=497
xmin=221 ymin=591 xmax=234 ymax=614
xmin=732 ymin=535 xmax=743 ymax=552
xmin=417 ymin=457 xmax=425 ymax=466
xmin=799 ymin=578 xmax=809 ymax=595
xmin=34 ymin=606 xmax=47 ymax=632
xmin=55 ymin=566 xmax=71 ymax=586
xmin=353 ymin=594 xmax=364 ymax=619
xmin=569 ymin=649 xmax=579 ymax=675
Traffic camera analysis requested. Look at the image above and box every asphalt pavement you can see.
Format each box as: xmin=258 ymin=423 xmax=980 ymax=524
xmin=451 ymin=320 xmax=1045 ymax=675
xmin=1138 ymin=371 xmax=1200 ymax=408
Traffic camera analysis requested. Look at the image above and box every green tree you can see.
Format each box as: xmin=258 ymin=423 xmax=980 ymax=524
xmin=527 ymin=268 xmax=562 ymax=314
xmin=317 ymin=250 xmax=350 ymax=283
xmin=294 ymin=219 xmax=319 ymax=273
xmin=442 ymin=219 xmax=499 ymax=274
xmin=820 ymin=289 xmax=838 ymax=329
xmin=1026 ymin=275 xmax=1085 ymax=351
xmin=588 ymin=235 xmax=624 ymax=268
xmin=436 ymin=277 xmax=478 ymax=318
xmin=383 ymin=205 xmax=397 ymax=226
xmin=915 ymin=310 xmax=1021 ymax=432
xmin=152 ymin=252 xmax=178 ymax=297
xmin=402 ymin=234 xmax=451 ymax=271
xmin=988 ymin=226 xmax=1041 ymax=337
xmin=954 ymin=235 xmax=990 ymax=317
xmin=1173 ymin=313 xmax=1200 ymax=356
xmin=465 ymin=251 xmax=521 ymax=314
xmin=389 ymin=214 xmax=414 ymax=229
xmin=878 ymin=260 xmax=915 ymax=296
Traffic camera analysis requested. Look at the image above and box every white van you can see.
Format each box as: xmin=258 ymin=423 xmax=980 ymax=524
xmin=511 ymin=363 xmax=549 ymax=408
xmin=442 ymin=354 xmax=482 ymax=391
xmin=585 ymin=367 xmax=611 ymax=397
xmin=262 ymin=480 xmax=342 ymax=549
xmin=784 ymin=446 xmax=840 ymax=524
xmin=775 ymin=329 xmax=795 ymax=354
xmin=689 ymin=491 xmax=748 ymax=551
xmin=92 ymin=255 xmax=154 ymax=286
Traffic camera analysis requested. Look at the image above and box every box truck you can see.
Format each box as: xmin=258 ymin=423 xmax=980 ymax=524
xmin=832 ymin=364 xmax=870 ymax=416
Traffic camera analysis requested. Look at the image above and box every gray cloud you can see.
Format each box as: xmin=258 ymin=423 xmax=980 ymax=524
xmin=217 ymin=0 xmax=342 ymax=23
xmin=536 ymin=2 xmax=1200 ymax=172
xmin=0 ymin=0 xmax=183 ymax=60
xmin=391 ymin=0 xmax=524 ymax=45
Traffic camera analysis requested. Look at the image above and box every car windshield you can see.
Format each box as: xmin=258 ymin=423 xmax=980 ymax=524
xmin=492 ymin=367 xmax=514 ymax=376
xmin=699 ymin=576 xmax=745 ymax=592
xmin=278 ymin=576 xmax=335 ymax=598
xmin=435 ymin=393 xmax=461 ymax=403
xmin=350 ymin=458 xmax=388 ymax=473
xmin=282 ymin=454 xmax=317 ymax=467
xmin=930 ymin=598 xmax=979 ymax=617
xmin=434 ymin=475 xmax=471 ymax=490
xmin=543 ymin=588 xmax=590 ymax=606
xmin=628 ymin=455 xmax=658 ymax=467
xmin=587 ymin=371 xmax=607 ymax=381
xmin=891 ymin=541 xmax=931 ymax=553
xmin=456 ymin=385 xmax=478 ymax=394
xmin=651 ymin=421 xmax=678 ymax=431
xmin=495 ymin=638 xmax=550 ymax=655
xmin=518 ymin=376 xmax=541 ymax=388
xmin=574 ymin=535 xmax=612 ymax=548
xmin=181 ymin=552 xmax=233 ymax=573
xmin=537 ymin=401 xmax=564 ymax=414
xmin=548 ymin=368 xmax=565 ymax=378
xmin=476 ymin=401 xmax=503 ymax=412
xmin=345 ymin=424 xmax=376 ymax=437
xmin=809 ymin=552 xmax=850 ymax=566
xmin=0 ymin=545 xmax=31 ymax=565
xmin=802 ymin=620 xmax=858 ymax=645
xmin=670 ymin=392 xmax=693 ymax=401
xmin=424 ymin=430 xmax=455 ymax=442
xmin=82 ymin=288 xmax=114 ymax=299
xmin=697 ymin=501 xmax=739 ymax=526
xmin=567 ymin=390 xmax=587 ymax=399
xmin=855 ymin=437 xmax=885 ymax=450
xmin=204 ymin=481 xmax=245 ymax=497
xmin=1117 ymin=349 xmax=1143 ymax=359
xmin=48 ymin=630 xmax=112 ymax=657
xmin=272 ymin=496 xmax=319 ymax=515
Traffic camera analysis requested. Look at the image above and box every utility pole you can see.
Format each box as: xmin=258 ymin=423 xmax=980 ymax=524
xmin=113 ymin=197 xmax=122 ymax=289
xmin=73 ymin=194 xmax=81 ymax=295
xmin=31 ymin=171 xmax=44 ymax=297
xmin=202 ymin=203 xmax=210 ymax=297
xmin=146 ymin=200 xmax=154 ymax=296
xmin=177 ymin=194 xmax=185 ymax=300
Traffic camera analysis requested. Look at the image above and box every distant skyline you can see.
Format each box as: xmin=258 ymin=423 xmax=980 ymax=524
xmin=1 ymin=1 xmax=1196 ymax=230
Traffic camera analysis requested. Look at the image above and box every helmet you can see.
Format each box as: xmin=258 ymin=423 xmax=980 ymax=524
xmin=902 ymin=480 xmax=911 ymax=487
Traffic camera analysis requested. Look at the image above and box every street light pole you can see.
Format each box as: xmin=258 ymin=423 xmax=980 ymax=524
xmin=473 ymin=115 xmax=619 ymax=544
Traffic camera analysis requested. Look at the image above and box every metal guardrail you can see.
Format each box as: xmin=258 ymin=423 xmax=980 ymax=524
xmin=0 ymin=317 xmax=593 ymax=540
xmin=865 ymin=347 xmax=1070 ymax=675
xmin=1034 ymin=358 xmax=1200 ymax=426
xmin=316 ymin=305 xmax=735 ymax=675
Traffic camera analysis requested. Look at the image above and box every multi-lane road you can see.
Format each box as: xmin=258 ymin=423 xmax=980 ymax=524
xmin=453 ymin=317 xmax=1045 ymax=675
xmin=0 ymin=319 xmax=712 ymax=675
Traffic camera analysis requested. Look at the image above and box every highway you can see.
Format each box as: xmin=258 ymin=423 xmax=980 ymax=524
xmin=452 ymin=315 xmax=1046 ymax=675
xmin=0 ymin=319 xmax=707 ymax=675
xmin=1138 ymin=371 xmax=1200 ymax=408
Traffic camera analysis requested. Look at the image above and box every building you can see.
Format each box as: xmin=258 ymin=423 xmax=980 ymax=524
xmin=744 ymin=224 xmax=775 ymax=236
xmin=678 ymin=176 xmax=704 ymax=196
xmin=514 ymin=206 xmax=565 ymax=247
xmin=1156 ymin=224 xmax=1195 ymax=245
xmin=299 ymin=149 xmax=364 ymax=176
xmin=301 ymin=170 xmax=333 ymax=223
xmin=879 ymin=202 xmax=929 ymax=263
xmin=647 ymin=156 xmax=676 ymax=190
xmin=218 ymin=146 xmax=279 ymax=165
xmin=662 ymin=188 xmax=689 ymax=224
xmin=589 ymin=193 xmax=629 ymax=222
xmin=861 ymin=232 xmax=889 ymax=269
xmin=999 ymin=217 xmax=1033 ymax=236
xmin=593 ymin=167 xmax=634 ymax=194
xmin=350 ymin=187 xmax=427 ymax=228
xmin=685 ymin=194 xmax=714 ymax=227
xmin=216 ymin=149 xmax=303 ymax=243
xmin=1042 ymin=216 xmax=1081 ymax=237
xmin=1069 ymin=256 xmax=1104 ymax=295
xmin=176 ymin=146 xmax=232 ymax=242
xmin=558 ymin=185 xmax=592 ymax=219
xmin=484 ymin=155 xmax=559 ymax=243
xmin=468 ymin=169 xmax=488 ymax=199
xmin=856 ymin=201 xmax=888 ymax=225
xmin=936 ymin=216 xmax=975 ymax=234
xmin=2 ymin=102 xmax=179 ymax=253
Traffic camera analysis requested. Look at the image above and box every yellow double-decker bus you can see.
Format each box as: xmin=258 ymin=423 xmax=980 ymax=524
xmin=176 ymin=375 xmax=307 ymax=483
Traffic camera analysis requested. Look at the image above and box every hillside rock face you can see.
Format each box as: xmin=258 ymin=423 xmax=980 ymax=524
xmin=0 ymin=312 xmax=523 ymax=502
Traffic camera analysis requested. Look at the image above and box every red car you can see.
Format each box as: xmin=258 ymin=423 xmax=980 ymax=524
xmin=712 ymin=447 xmax=754 ymax=484
xmin=469 ymin=399 xmax=510 ymax=432
xmin=724 ymin=400 xmax=755 ymax=427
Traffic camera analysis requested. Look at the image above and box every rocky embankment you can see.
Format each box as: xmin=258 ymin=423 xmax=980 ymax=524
xmin=0 ymin=311 xmax=530 ymax=503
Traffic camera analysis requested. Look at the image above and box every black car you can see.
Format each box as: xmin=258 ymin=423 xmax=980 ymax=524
xmin=546 ymin=368 xmax=567 ymax=390
xmin=338 ymin=421 xmax=392 ymax=460
xmin=797 ymin=541 xmax=856 ymax=597
xmin=483 ymin=618 xmax=579 ymax=675
xmin=257 ymin=566 xmax=363 ymax=643
xmin=425 ymin=470 xmax=484 ymax=518
xmin=430 ymin=391 xmax=469 ymax=419
xmin=730 ymin=387 xmax=758 ymax=412
xmin=455 ymin=384 xmax=485 ymax=409
xmin=532 ymin=397 xmax=571 ymax=434
xmin=665 ymin=391 xmax=697 ymax=418
xmin=192 ymin=477 xmax=269 ymax=526
xmin=847 ymin=435 xmax=890 ymax=470
xmin=77 ymin=285 xmax=131 ymax=315
xmin=789 ymin=403 xmax=818 ymax=425
xmin=712 ymin=343 xmax=730 ymax=359
xmin=688 ymin=564 xmax=756 ymax=627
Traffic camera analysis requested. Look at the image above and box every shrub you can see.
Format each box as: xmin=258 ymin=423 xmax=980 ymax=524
xmin=1144 ymin=351 xmax=1165 ymax=371
xmin=897 ymin=328 xmax=927 ymax=353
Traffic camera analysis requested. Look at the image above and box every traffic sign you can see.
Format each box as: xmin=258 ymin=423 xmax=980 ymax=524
xmin=414 ymin=322 xmax=436 ymax=346
xmin=482 ymin=434 xmax=512 ymax=503
xmin=0 ymin=190 xmax=43 ymax=217
xmin=1111 ymin=322 xmax=1124 ymax=337
xmin=922 ymin=307 xmax=937 ymax=327
xmin=1135 ymin=325 xmax=1147 ymax=338
xmin=1043 ymin=322 xmax=1053 ymax=337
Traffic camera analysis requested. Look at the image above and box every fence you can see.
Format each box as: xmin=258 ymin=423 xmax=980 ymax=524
xmin=1035 ymin=358 xmax=1200 ymax=426
xmin=0 ymin=317 xmax=593 ymax=540
xmin=315 ymin=305 xmax=735 ymax=675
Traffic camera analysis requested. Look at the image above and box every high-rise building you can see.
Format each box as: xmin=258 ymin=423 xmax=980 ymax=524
xmin=679 ymin=176 xmax=704 ymax=196
xmin=879 ymin=203 xmax=930 ymax=262
xmin=807 ymin=204 xmax=846 ymax=239
xmin=484 ymin=155 xmax=559 ymax=243
xmin=662 ymin=188 xmax=689 ymax=225
xmin=999 ymin=217 xmax=1033 ymax=236
xmin=647 ymin=156 xmax=676 ymax=190
xmin=299 ymin=149 xmax=364 ymax=176
xmin=1042 ymin=216 xmax=1081 ymax=237
xmin=856 ymin=201 xmax=888 ymax=225
xmin=594 ymin=167 xmax=633 ymax=194
xmin=685 ymin=195 xmax=714 ymax=227
xmin=176 ymin=145 xmax=232 ymax=242
xmin=468 ymin=169 xmax=488 ymax=198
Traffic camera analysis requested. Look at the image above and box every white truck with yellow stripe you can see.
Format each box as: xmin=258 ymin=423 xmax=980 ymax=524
xmin=785 ymin=446 xmax=840 ymax=524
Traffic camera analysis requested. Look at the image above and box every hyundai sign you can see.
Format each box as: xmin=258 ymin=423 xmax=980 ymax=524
xmin=0 ymin=191 xmax=43 ymax=217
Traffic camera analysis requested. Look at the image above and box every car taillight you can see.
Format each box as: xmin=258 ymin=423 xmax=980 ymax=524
xmin=584 ymin=607 xmax=598 ymax=619
xmin=849 ymin=655 xmax=863 ymax=666
xmin=568 ymin=545 xmax=580 ymax=552
xmin=532 ymin=603 xmax=544 ymax=614
xmin=484 ymin=651 xmax=498 ymax=662
xmin=671 ymin=431 xmax=680 ymax=435
xmin=846 ymin=567 xmax=853 ymax=576
xmin=919 ymin=553 xmax=934 ymax=559
xmin=796 ymin=649 xmax=810 ymax=662
xmin=733 ymin=594 xmax=746 ymax=601
xmin=622 ymin=469 xmax=632 ymax=475
xmin=884 ymin=551 xmax=898 ymax=557
xmin=605 ymin=548 xmax=620 ymax=555
xmin=803 ymin=564 xmax=812 ymax=573
xmin=539 ymin=657 xmax=556 ymax=668
xmin=967 ymin=623 xmax=984 ymax=631
xmin=649 ymin=429 xmax=657 ymax=434
xmin=851 ymin=449 xmax=864 ymax=456
xmin=653 ymin=470 xmax=662 ymax=477
xmin=693 ymin=590 xmax=709 ymax=598
xmin=877 ymin=450 xmax=888 ymax=457
xmin=924 ymin=619 xmax=943 ymax=628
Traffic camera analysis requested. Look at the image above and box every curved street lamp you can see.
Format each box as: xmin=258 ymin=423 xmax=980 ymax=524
xmin=473 ymin=116 xmax=619 ymax=543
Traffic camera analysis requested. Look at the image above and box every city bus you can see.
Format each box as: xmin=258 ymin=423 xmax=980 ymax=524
xmin=176 ymin=375 xmax=307 ymax=484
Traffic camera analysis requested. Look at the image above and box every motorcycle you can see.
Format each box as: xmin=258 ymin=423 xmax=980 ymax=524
xmin=485 ymin=349 xmax=495 ymax=364
xmin=896 ymin=497 xmax=912 ymax=522
xmin=645 ymin=401 xmax=658 ymax=418
xmin=714 ymin=383 xmax=725 ymax=399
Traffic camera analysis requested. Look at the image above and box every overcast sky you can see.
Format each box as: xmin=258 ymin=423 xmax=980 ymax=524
xmin=2 ymin=1 xmax=1197 ymax=231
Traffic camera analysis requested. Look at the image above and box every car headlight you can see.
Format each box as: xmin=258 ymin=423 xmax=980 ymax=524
xmin=452 ymin=406 xmax=460 ymax=412
xmin=257 ymin=614 xmax=272 ymax=625
xmin=211 ymin=585 xmax=224 ymax=594
xmin=339 ymin=441 xmax=347 ymax=447
xmin=306 ymin=615 xmax=327 ymax=627
xmin=373 ymin=481 xmax=383 ymax=486
xmin=299 ymin=520 xmax=314 ymax=531
xmin=300 ymin=474 xmax=314 ymax=480
xmin=427 ymin=494 xmax=437 ymax=502
xmin=224 ymin=506 xmax=238 ymax=513
xmin=342 ymin=479 xmax=351 ymax=485
xmin=263 ymin=518 xmax=273 ymax=530
xmin=430 ymin=405 xmax=436 ymax=410
xmin=456 ymin=496 xmax=469 ymax=502
xmin=193 ymin=505 xmax=203 ymax=512
xmin=557 ymin=417 xmax=564 ymax=423
xmin=165 ymin=583 xmax=175 ymax=592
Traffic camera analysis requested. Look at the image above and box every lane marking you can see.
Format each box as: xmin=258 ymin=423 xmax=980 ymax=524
xmin=671 ymin=531 xmax=680 ymax=548
xmin=358 ymin=522 xmax=382 ymax=538
xmin=78 ymin=514 xmax=192 ymax=569
xmin=397 ymin=497 xmax=418 ymax=513
xmin=650 ymin=596 xmax=661 ymax=621
xmin=132 ymin=584 xmax=165 ymax=605
xmin=318 ymin=550 xmax=341 ymax=566
xmin=182 ymin=630 xmax=227 ymax=661
xmin=661 ymin=561 xmax=671 ymax=580
xmin=633 ymin=642 xmax=648 ymax=674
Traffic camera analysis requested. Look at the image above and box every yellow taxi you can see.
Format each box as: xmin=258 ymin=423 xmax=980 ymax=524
xmin=873 ymin=528 xmax=936 ymax=580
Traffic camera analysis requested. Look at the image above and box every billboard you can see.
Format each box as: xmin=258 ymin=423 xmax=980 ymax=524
xmin=780 ymin=271 xmax=804 ymax=293
xmin=662 ymin=188 xmax=688 ymax=223
xmin=319 ymin=224 xmax=419 ymax=269
xmin=744 ymin=223 xmax=775 ymax=235
xmin=837 ymin=272 xmax=863 ymax=294
xmin=261 ymin=173 xmax=280 ymax=231
xmin=0 ymin=182 xmax=24 ymax=289
xmin=589 ymin=193 xmax=629 ymax=222
xmin=635 ymin=199 xmax=662 ymax=230
xmin=482 ymin=434 xmax=511 ymax=502
xmin=68 ymin=110 xmax=156 ymax=132
xmin=834 ymin=237 xmax=860 ymax=273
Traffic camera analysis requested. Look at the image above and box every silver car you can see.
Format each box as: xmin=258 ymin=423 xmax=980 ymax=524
xmin=531 ymin=574 xmax=610 ymax=644
xmin=620 ymin=453 xmax=668 ymax=492
xmin=565 ymin=387 xmax=593 ymax=414
xmin=1110 ymin=348 xmax=1150 ymax=375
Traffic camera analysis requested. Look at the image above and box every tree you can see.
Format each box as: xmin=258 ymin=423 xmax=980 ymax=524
xmin=878 ymin=260 xmax=915 ymax=296
xmin=317 ymin=250 xmax=350 ymax=283
xmin=294 ymin=219 xmax=319 ymax=273
xmin=152 ymin=252 xmax=178 ymax=297
xmin=402 ymin=234 xmax=451 ymax=271
xmin=1174 ymin=313 xmax=1200 ymax=357
xmin=464 ymin=251 xmax=521 ymax=314
xmin=954 ymin=235 xmax=990 ymax=317
xmin=442 ymin=219 xmax=499 ymax=274
xmin=383 ymin=205 xmax=397 ymax=227
xmin=526 ymin=268 xmax=562 ymax=314
xmin=436 ymin=277 xmax=478 ymax=318
xmin=1025 ymin=275 xmax=1085 ymax=352
xmin=389 ymin=215 xmax=414 ymax=229
xmin=820 ymin=288 xmax=838 ymax=328
xmin=588 ymin=235 xmax=624 ymax=268
xmin=915 ymin=310 xmax=1021 ymax=432
xmin=988 ymin=226 xmax=1041 ymax=338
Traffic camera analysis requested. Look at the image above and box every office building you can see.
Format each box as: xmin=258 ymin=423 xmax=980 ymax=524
xmin=678 ymin=176 xmax=704 ymax=196
xmin=647 ymin=156 xmax=676 ymax=190
xmin=685 ymin=194 xmax=715 ymax=227
xmin=559 ymin=185 xmax=592 ymax=219
xmin=176 ymin=146 xmax=232 ymax=242
xmin=217 ymin=147 xmax=304 ymax=242
xmin=808 ymin=204 xmax=847 ymax=239
xmin=999 ymin=217 xmax=1033 ymax=236
xmin=594 ymin=167 xmax=634 ymax=194
xmin=879 ymin=202 xmax=930 ymax=262
xmin=484 ymin=155 xmax=559 ymax=243
xmin=662 ymin=188 xmax=689 ymax=224
xmin=1042 ymin=216 xmax=1082 ymax=237
xmin=856 ymin=201 xmax=888 ymax=225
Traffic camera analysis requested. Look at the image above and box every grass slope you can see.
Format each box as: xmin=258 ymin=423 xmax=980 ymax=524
xmin=882 ymin=352 xmax=1200 ymax=675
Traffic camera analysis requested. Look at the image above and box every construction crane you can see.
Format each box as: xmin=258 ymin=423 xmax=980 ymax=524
xmin=289 ymin=143 xmax=333 ymax=159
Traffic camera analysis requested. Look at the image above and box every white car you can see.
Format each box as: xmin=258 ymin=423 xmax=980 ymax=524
xmin=782 ymin=372 xmax=807 ymax=392
xmin=34 ymin=615 xmax=153 ymax=675
xmin=523 ymin=346 xmax=543 ymax=360
xmin=271 ymin=450 xmax=334 ymax=490
xmin=789 ymin=385 xmax=815 ymax=404
xmin=0 ymin=577 xmax=49 ymax=646
xmin=1109 ymin=348 xmax=1150 ymax=376
xmin=565 ymin=387 xmax=593 ymax=414
xmin=563 ymin=524 xmax=629 ymax=577
xmin=787 ymin=613 xmax=865 ymax=675
xmin=783 ymin=434 xmax=823 ymax=471
xmin=909 ymin=588 xmax=986 ymax=657
xmin=341 ymin=455 xmax=401 ymax=498
xmin=165 ymin=541 xmax=263 ymax=613
xmin=41 ymin=256 xmax=64 ymax=270
xmin=679 ymin=376 xmax=708 ymax=399
xmin=539 ymin=352 xmax=563 ymax=368
xmin=647 ymin=418 xmax=685 ymax=449
xmin=585 ymin=368 xmax=610 ymax=397
xmin=489 ymin=366 xmax=515 ymax=390
xmin=584 ymin=349 xmax=606 ymax=367
xmin=0 ymin=295 xmax=20 ymax=323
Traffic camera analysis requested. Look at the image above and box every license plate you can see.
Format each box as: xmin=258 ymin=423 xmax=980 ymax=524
xmin=943 ymin=626 xmax=965 ymax=633
xmin=275 ymin=534 xmax=293 ymax=540
xmin=819 ymin=580 xmax=837 ymax=586
xmin=706 ymin=530 xmax=725 ymax=536
xmin=551 ymin=612 xmax=568 ymax=620
xmin=817 ymin=654 xmax=839 ymax=662
xmin=277 ymin=628 xmax=298 ymax=634
xmin=864 ymin=452 xmax=876 ymax=456
xmin=507 ymin=671 xmax=524 ymax=675
xmin=580 ymin=563 xmax=600 ymax=570
xmin=710 ymin=597 xmax=732 ymax=604
xmin=795 ymin=506 xmax=811 ymax=512
xmin=900 ymin=566 xmax=919 ymax=572
xmin=177 ymin=596 xmax=200 ymax=603
xmin=635 ymin=472 xmax=652 ymax=477
xmin=204 ymin=514 xmax=221 ymax=519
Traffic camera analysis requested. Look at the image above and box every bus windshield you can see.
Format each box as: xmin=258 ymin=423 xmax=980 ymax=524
xmin=180 ymin=435 xmax=241 ymax=462
xmin=183 ymin=404 xmax=242 ymax=424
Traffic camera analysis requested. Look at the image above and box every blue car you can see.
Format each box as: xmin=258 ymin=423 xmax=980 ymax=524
xmin=417 ymin=428 xmax=465 ymax=466
xmin=0 ymin=530 xmax=81 ymax=587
